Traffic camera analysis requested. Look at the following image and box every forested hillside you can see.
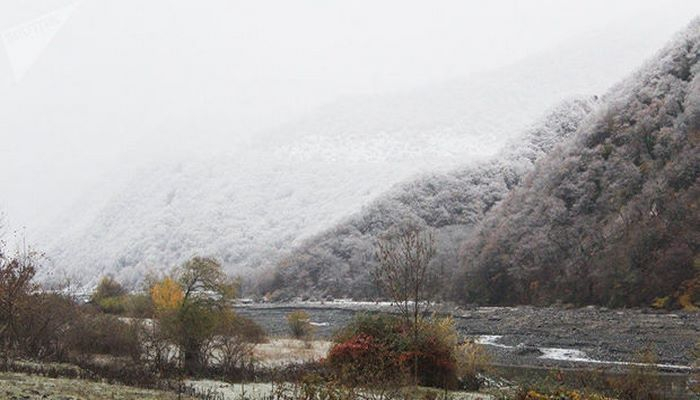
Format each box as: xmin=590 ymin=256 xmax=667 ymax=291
xmin=266 ymin=19 xmax=699 ymax=308
xmin=457 ymin=18 xmax=700 ymax=308
xmin=263 ymin=98 xmax=598 ymax=299
xmin=37 ymin=20 xmax=655 ymax=290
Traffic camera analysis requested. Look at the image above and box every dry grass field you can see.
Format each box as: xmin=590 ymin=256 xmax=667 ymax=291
xmin=0 ymin=372 xmax=195 ymax=400
xmin=253 ymin=338 xmax=332 ymax=366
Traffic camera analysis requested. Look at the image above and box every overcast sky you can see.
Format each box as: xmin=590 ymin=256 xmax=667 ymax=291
xmin=1 ymin=0 xmax=699 ymax=236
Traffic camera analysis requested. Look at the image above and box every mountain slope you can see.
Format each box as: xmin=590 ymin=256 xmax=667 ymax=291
xmin=35 ymin=19 xmax=692 ymax=289
xmin=263 ymin=98 xmax=597 ymax=299
xmin=456 ymin=18 xmax=700 ymax=308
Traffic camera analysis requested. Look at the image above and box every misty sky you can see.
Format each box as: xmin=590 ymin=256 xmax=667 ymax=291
xmin=1 ymin=0 xmax=699 ymax=237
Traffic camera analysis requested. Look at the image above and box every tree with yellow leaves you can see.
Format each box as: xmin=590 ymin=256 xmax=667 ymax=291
xmin=150 ymin=277 xmax=184 ymax=312
xmin=152 ymin=257 xmax=238 ymax=373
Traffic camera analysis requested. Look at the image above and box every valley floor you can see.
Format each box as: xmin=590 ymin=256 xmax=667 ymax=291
xmin=235 ymin=303 xmax=700 ymax=371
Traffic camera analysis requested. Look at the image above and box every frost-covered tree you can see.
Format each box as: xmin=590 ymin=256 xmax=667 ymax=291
xmin=264 ymin=97 xmax=597 ymax=300
xmin=458 ymin=18 xmax=700 ymax=307
xmin=374 ymin=223 xmax=436 ymax=327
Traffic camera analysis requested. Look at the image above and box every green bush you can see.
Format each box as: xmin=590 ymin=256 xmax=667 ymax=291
xmin=96 ymin=296 xmax=127 ymax=314
xmin=287 ymin=310 xmax=313 ymax=339
xmin=90 ymin=276 xmax=155 ymax=318
xmin=124 ymin=293 xmax=154 ymax=318
xmin=601 ymin=143 xmax=614 ymax=160
xmin=90 ymin=276 xmax=126 ymax=304
xmin=95 ymin=293 xmax=154 ymax=317
xmin=333 ymin=313 xmax=403 ymax=344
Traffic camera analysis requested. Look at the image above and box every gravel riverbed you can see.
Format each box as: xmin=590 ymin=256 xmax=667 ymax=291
xmin=235 ymin=302 xmax=699 ymax=372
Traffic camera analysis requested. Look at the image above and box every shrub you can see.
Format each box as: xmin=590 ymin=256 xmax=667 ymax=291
xmin=90 ymin=276 xmax=155 ymax=317
xmin=1 ymin=246 xmax=86 ymax=362
xmin=124 ymin=293 xmax=155 ymax=318
xmin=15 ymin=293 xmax=78 ymax=360
xmin=651 ymin=296 xmax=670 ymax=309
xmin=327 ymin=313 xmax=486 ymax=390
xmin=333 ymin=313 xmax=402 ymax=344
xmin=232 ymin=314 xmax=267 ymax=344
xmin=271 ymin=374 xmax=364 ymax=400
xmin=0 ymin=250 xmax=39 ymax=358
xmin=328 ymin=313 xmax=405 ymax=386
xmin=600 ymin=143 xmax=614 ymax=160
xmin=139 ymin=319 xmax=177 ymax=374
xmin=606 ymin=347 xmax=662 ymax=400
xmin=515 ymin=389 xmax=614 ymax=400
xmin=404 ymin=317 xmax=461 ymax=389
xmin=68 ymin=313 xmax=141 ymax=361
xmin=93 ymin=294 xmax=155 ymax=317
xmin=455 ymin=340 xmax=491 ymax=390
xmin=96 ymin=295 xmax=128 ymax=314
xmin=205 ymin=310 xmax=266 ymax=376
xmin=326 ymin=332 xmax=402 ymax=386
xmin=90 ymin=276 xmax=127 ymax=304
xmin=287 ymin=310 xmax=314 ymax=340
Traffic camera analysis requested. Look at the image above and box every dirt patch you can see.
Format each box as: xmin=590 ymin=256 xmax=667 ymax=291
xmin=253 ymin=339 xmax=331 ymax=366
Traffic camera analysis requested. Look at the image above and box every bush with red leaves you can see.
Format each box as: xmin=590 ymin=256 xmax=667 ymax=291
xmin=326 ymin=313 xmax=462 ymax=389
xmin=326 ymin=332 xmax=401 ymax=386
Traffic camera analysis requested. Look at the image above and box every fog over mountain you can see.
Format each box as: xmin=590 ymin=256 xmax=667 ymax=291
xmin=34 ymin=20 xmax=688 ymax=289
xmin=265 ymin=97 xmax=598 ymax=299
xmin=268 ymin=17 xmax=700 ymax=307
xmin=1 ymin=1 xmax=699 ymax=290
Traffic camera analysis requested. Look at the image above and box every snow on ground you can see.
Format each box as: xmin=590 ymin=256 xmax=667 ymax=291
xmin=184 ymin=380 xmax=276 ymax=400
xmin=475 ymin=335 xmax=514 ymax=349
xmin=538 ymin=348 xmax=693 ymax=371
xmin=476 ymin=335 xmax=693 ymax=371
xmin=184 ymin=380 xmax=496 ymax=400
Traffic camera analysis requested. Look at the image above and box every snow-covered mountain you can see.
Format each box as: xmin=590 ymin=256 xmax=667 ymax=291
xmin=456 ymin=18 xmax=700 ymax=307
xmin=263 ymin=97 xmax=598 ymax=300
xmin=268 ymin=17 xmax=700 ymax=307
xmin=34 ymin=18 xmax=696 ymax=289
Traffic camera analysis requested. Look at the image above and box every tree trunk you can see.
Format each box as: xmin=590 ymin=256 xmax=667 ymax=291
xmin=183 ymin=342 xmax=201 ymax=374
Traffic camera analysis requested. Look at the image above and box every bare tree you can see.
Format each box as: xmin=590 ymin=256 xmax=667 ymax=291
xmin=206 ymin=314 xmax=256 ymax=377
xmin=374 ymin=223 xmax=436 ymax=385
xmin=0 ymin=245 xmax=38 ymax=359
xmin=374 ymin=224 xmax=436 ymax=327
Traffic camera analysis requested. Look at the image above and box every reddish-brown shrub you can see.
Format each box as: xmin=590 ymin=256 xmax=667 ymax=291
xmin=399 ymin=333 xmax=458 ymax=388
xmin=326 ymin=313 xmax=478 ymax=389
xmin=326 ymin=332 xmax=401 ymax=386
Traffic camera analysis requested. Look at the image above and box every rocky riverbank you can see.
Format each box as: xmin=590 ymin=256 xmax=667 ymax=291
xmin=234 ymin=302 xmax=699 ymax=372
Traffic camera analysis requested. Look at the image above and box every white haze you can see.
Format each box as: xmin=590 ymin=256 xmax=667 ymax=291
xmin=0 ymin=1 xmax=699 ymax=284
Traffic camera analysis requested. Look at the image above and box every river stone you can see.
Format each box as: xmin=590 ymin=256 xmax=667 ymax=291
xmin=515 ymin=346 xmax=544 ymax=356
